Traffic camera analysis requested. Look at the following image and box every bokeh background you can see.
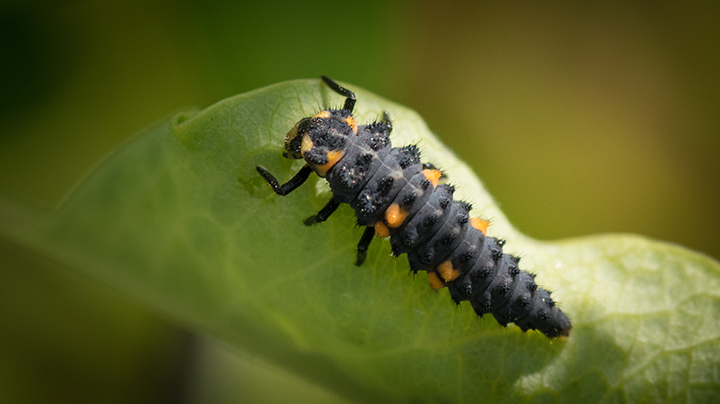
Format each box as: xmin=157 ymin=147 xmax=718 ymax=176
xmin=1 ymin=0 xmax=718 ymax=402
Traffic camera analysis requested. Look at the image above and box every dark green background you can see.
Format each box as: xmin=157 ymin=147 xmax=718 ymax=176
xmin=2 ymin=1 xmax=718 ymax=402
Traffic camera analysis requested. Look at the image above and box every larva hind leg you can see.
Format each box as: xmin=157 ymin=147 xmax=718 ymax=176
xmin=304 ymin=198 xmax=341 ymax=226
xmin=355 ymin=226 xmax=376 ymax=266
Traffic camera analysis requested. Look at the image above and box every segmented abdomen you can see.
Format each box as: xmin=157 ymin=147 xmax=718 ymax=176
xmin=327 ymin=130 xmax=571 ymax=338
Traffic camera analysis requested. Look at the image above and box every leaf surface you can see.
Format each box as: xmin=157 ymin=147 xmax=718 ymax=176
xmin=1 ymin=79 xmax=719 ymax=403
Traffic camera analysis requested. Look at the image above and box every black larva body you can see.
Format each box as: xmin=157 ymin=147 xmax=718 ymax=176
xmin=256 ymin=77 xmax=571 ymax=338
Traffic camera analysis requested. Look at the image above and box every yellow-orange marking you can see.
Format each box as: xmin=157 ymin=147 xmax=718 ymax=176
xmin=422 ymin=169 xmax=442 ymax=188
xmin=344 ymin=116 xmax=358 ymax=133
xmin=284 ymin=124 xmax=299 ymax=145
xmin=374 ymin=221 xmax=390 ymax=238
xmin=427 ymin=272 xmax=446 ymax=291
xmin=437 ymin=260 xmax=461 ymax=282
xmin=384 ymin=203 xmax=408 ymax=228
xmin=314 ymin=150 xmax=345 ymax=177
xmin=470 ymin=217 xmax=489 ymax=235
xmin=301 ymin=134 xmax=313 ymax=155
xmin=314 ymin=110 xmax=332 ymax=119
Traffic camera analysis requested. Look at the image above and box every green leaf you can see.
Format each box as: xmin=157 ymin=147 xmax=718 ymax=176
xmin=2 ymin=79 xmax=719 ymax=403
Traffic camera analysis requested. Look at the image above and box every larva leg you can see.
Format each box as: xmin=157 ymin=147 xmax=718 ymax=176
xmin=321 ymin=76 xmax=356 ymax=112
xmin=256 ymin=164 xmax=313 ymax=196
xmin=355 ymin=226 xmax=376 ymax=266
xmin=304 ymin=198 xmax=341 ymax=226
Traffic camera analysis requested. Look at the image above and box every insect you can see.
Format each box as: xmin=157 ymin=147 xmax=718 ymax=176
xmin=256 ymin=76 xmax=571 ymax=338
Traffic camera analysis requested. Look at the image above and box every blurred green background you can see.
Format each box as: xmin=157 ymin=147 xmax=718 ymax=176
xmin=1 ymin=0 xmax=718 ymax=402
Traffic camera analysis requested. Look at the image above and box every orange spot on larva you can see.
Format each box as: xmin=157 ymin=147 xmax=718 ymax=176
xmin=374 ymin=221 xmax=390 ymax=238
xmin=384 ymin=203 xmax=408 ymax=228
xmin=470 ymin=217 xmax=489 ymax=235
xmin=314 ymin=110 xmax=332 ymax=119
xmin=427 ymin=272 xmax=446 ymax=291
xmin=344 ymin=116 xmax=358 ymax=133
xmin=314 ymin=150 xmax=345 ymax=177
xmin=422 ymin=169 xmax=442 ymax=188
xmin=437 ymin=260 xmax=460 ymax=282
xmin=300 ymin=134 xmax=313 ymax=155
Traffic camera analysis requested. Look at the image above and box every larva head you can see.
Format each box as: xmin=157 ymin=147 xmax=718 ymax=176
xmin=283 ymin=109 xmax=357 ymax=177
